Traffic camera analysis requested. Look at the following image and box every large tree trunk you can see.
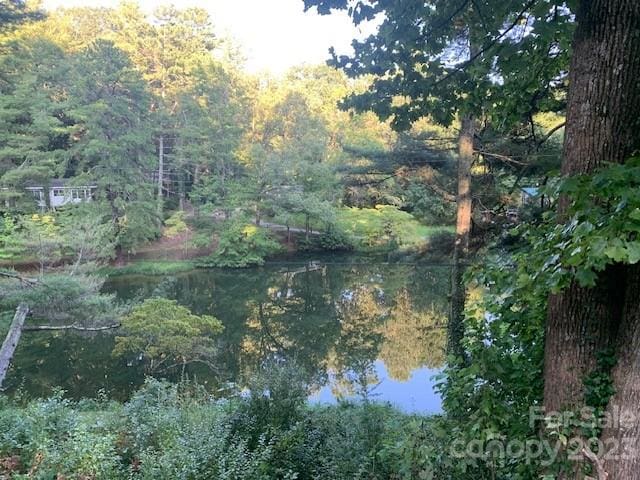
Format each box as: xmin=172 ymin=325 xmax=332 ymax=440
xmin=448 ymin=114 xmax=473 ymax=358
xmin=543 ymin=1 xmax=640 ymax=477
xmin=601 ymin=265 xmax=640 ymax=477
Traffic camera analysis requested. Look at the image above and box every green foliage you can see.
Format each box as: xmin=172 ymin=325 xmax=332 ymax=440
xmin=583 ymin=348 xmax=617 ymax=417
xmin=336 ymin=205 xmax=443 ymax=250
xmin=0 ymin=39 xmax=71 ymax=194
xmin=427 ymin=161 xmax=640 ymax=478
xmin=198 ymin=218 xmax=282 ymax=268
xmin=17 ymin=213 xmax=64 ymax=272
xmin=99 ymin=260 xmax=198 ymax=277
xmin=0 ymin=272 xmax=119 ymax=327
xmin=0 ymin=373 xmax=429 ymax=480
xmin=114 ymin=298 xmax=224 ymax=372
xmin=163 ymin=210 xmax=189 ymax=238
xmin=424 ymin=230 xmax=455 ymax=256
xmin=231 ymin=361 xmax=310 ymax=449
xmin=402 ymin=180 xmax=456 ymax=225
xmin=538 ymin=158 xmax=640 ymax=289
xmin=58 ymin=204 xmax=116 ymax=269
xmin=304 ymin=0 xmax=572 ymax=132
xmin=0 ymin=1 xmax=42 ymax=30
xmin=0 ymin=214 xmax=23 ymax=260
xmin=298 ymin=229 xmax=355 ymax=252
xmin=3 ymin=209 xmax=114 ymax=268
xmin=0 ymin=392 xmax=123 ymax=479
xmin=435 ymin=249 xmax=548 ymax=478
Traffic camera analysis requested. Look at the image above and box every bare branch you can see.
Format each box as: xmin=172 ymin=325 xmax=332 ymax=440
xmin=0 ymin=271 xmax=38 ymax=286
xmin=475 ymin=150 xmax=528 ymax=166
xmin=537 ymin=121 xmax=566 ymax=148
xmin=424 ymin=181 xmax=456 ymax=202
xmin=23 ymin=323 xmax=120 ymax=332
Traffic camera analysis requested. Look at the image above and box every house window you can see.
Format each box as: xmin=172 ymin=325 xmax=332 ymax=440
xmin=53 ymin=189 xmax=64 ymax=197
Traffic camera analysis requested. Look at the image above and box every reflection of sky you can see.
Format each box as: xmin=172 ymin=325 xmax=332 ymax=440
xmin=309 ymin=360 xmax=442 ymax=414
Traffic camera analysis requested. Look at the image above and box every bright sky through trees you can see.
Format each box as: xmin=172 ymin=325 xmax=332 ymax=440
xmin=41 ymin=0 xmax=375 ymax=74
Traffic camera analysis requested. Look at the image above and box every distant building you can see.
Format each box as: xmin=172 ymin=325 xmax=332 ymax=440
xmin=520 ymin=186 xmax=551 ymax=209
xmin=23 ymin=179 xmax=97 ymax=209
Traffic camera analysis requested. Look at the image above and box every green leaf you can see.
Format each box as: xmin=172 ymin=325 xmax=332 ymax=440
xmin=626 ymin=242 xmax=640 ymax=264
xmin=575 ymin=268 xmax=598 ymax=287
xmin=604 ymin=242 xmax=627 ymax=262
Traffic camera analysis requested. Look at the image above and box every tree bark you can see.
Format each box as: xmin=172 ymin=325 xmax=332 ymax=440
xmin=157 ymin=135 xmax=164 ymax=219
xmin=178 ymin=171 xmax=185 ymax=212
xmin=600 ymin=265 xmax=640 ymax=477
xmin=0 ymin=304 xmax=29 ymax=389
xmin=448 ymin=114 xmax=473 ymax=358
xmin=542 ymin=1 xmax=640 ymax=477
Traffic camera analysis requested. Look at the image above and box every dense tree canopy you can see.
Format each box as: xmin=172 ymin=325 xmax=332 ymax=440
xmin=6 ymin=1 xmax=640 ymax=478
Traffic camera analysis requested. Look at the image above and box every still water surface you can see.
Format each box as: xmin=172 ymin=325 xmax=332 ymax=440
xmin=6 ymin=255 xmax=449 ymax=413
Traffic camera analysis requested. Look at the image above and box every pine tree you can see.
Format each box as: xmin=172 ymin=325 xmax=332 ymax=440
xmin=67 ymin=40 xmax=157 ymax=256
xmin=0 ymin=39 xmax=75 ymax=209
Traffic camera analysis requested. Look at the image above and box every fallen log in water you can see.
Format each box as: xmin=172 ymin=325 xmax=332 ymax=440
xmin=0 ymin=303 xmax=29 ymax=389
xmin=22 ymin=323 xmax=120 ymax=332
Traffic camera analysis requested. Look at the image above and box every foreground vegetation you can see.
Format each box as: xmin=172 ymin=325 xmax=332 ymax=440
xmin=0 ymin=374 xmax=438 ymax=480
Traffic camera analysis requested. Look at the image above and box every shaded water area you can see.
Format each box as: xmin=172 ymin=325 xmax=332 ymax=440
xmin=5 ymin=254 xmax=450 ymax=413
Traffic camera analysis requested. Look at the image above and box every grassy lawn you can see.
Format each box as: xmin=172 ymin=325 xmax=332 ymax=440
xmin=271 ymin=205 xmax=453 ymax=250
xmin=98 ymin=260 xmax=198 ymax=277
xmin=335 ymin=205 xmax=453 ymax=249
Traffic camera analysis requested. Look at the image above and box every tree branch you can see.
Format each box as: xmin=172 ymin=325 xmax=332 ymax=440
xmin=424 ymin=181 xmax=456 ymax=202
xmin=432 ymin=0 xmax=537 ymax=87
xmin=475 ymin=150 xmax=528 ymax=166
xmin=23 ymin=323 xmax=120 ymax=332
xmin=536 ymin=121 xmax=566 ymax=148
xmin=0 ymin=271 xmax=38 ymax=286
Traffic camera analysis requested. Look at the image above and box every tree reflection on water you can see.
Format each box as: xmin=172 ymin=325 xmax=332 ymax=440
xmin=6 ymin=258 xmax=449 ymax=411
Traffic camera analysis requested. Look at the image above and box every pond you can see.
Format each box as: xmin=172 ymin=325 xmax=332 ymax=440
xmin=4 ymin=254 xmax=450 ymax=413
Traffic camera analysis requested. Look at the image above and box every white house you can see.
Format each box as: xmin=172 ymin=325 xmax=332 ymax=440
xmin=24 ymin=179 xmax=97 ymax=209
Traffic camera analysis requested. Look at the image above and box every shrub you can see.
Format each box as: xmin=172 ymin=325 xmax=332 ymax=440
xmin=198 ymin=218 xmax=282 ymax=268
xmin=0 ymin=372 xmax=441 ymax=480
xmin=163 ymin=210 xmax=189 ymax=238
xmin=113 ymin=298 xmax=224 ymax=373
xmin=298 ymin=229 xmax=354 ymax=252
xmin=425 ymin=230 xmax=455 ymax=256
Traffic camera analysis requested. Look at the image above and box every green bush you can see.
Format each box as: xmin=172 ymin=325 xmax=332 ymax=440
xmin=198 ymin=218 xmax=282 ymax=268
xmin=298 ymin=229 xmax=354 ymax=252
xmin=425 ymin=230 xmax=455 ymax=256
xmin=0 ymin=371 xmax=438 ymax=480
xmin=163 ymin=211 xmax=189 ymax=238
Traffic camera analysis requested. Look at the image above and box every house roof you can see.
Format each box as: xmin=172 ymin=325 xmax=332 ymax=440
xmin=24 ymin=179 xmax=97 ymax=188
xmin=50 ymin=179 xmax=68 ymax=188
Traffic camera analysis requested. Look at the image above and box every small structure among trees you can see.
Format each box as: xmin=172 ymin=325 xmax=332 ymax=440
xmin=25 ymin=179 xmax=97 ymax=210
xmin=519 ymin=186 xmax=551 ymax=209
